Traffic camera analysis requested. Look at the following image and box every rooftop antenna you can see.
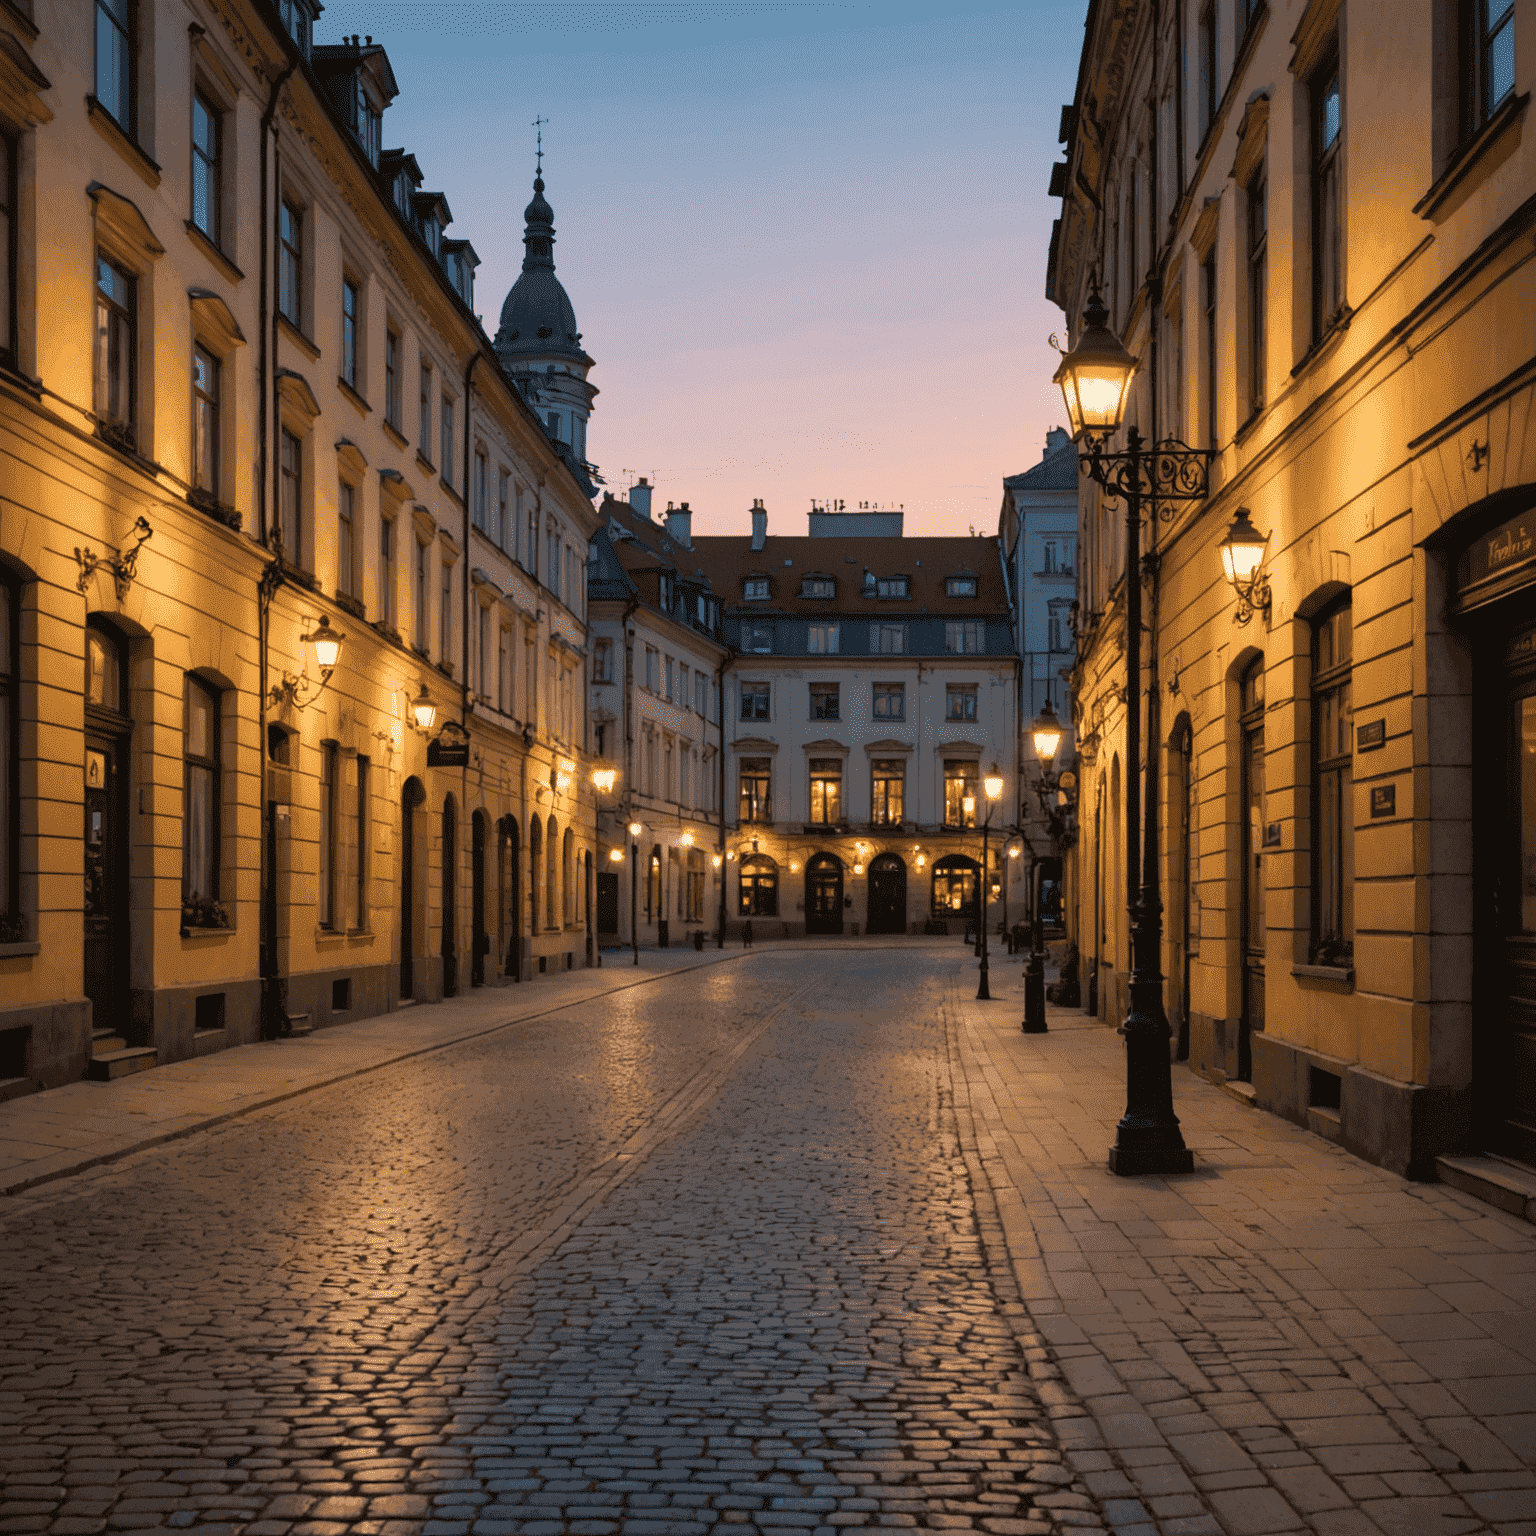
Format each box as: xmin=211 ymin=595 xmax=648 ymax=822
xmin=532 ymin=115 xmax=548 ymax=174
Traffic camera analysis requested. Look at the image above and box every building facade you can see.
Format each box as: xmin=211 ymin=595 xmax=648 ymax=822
xmin=0 ymin=0 xmax=599 ymax=1096
xmin=689 ymin=505 xmax=1023 ymax=939
xmin=587 ymin=485 xmax=728 ymax=948
xmin=1049 ymin=0 xmax=1536 ymax=1179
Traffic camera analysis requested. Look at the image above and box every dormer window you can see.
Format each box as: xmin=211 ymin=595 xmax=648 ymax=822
xmin=876 ymin=575 xmax=910 ymax=599
xmin=801 ymin=575 xmax=835 ymax=599
xmin=946 ymin=575 xmax=978 ymax=598
xmin=355 ymin=79 xmax=381 ymax=166
xmin=394 ymin=173 xmax=411 ymax=214
xmin=278 ymin=0 xmax=311 ymax=55
xmin=744 ymin=577 xmax=770 ymax=601
xmin=422 ymin=217 xmax=440 ymax=257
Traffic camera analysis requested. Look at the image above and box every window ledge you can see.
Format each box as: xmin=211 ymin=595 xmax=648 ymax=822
xmin=1292 ymin=962 xmax=1354 ymax=988
xmin=335 ymin=590 xmax=367 ymax=619
xmin=86 ymin=97 xmax=161 ymax=188
xmin=187 ymin=488 xmax=242 ymax=531
xmin=0 ymin=360 xmax=43 ymax=400
xmin=440 ymin=476 xmax=463 ymax=506
xmin=1235 ymin=404 xmax=1266 ymax=445
xmin=1415 ymin=92 xmax=1529 ymax=223
xmin=0 ymin=940 xmax=40 ymax=958
xmin=338 ymin=377 xmax=372 ymax=417
xmin=416 ymin=451 xmax=436 ymax=476
xmin=1290 ymin=304 xmax=1353 ymax=379
xmin=184 ymin=220 xmax=243 ymax=283
xmin=382 ymin=419 xmax=409 ymax=451
xmin=277 ymin=312 xmax=320 ymax=361
xmin=181 ymin=924 xmax=236 ymax=940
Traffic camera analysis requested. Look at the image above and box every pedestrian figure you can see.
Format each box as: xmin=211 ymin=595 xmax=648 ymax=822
xmin=743 ymin=919 xmax=753 ymax=948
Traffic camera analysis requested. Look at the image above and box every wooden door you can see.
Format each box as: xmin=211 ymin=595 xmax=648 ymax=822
xmin=805 ymin=856 xmax=844 ymax=935
xmin=83 ymin=733 xmax=128 ymax=1036
xmin=867 ymin=855 xmax=906 ymax=934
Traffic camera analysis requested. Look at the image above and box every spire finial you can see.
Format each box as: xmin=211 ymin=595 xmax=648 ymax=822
xmin=532 ymin=114 xmax=548 ymax=175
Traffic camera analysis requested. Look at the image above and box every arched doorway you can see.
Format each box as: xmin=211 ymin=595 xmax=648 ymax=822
xmin=738 ymin=854 xmax=778 ymax=917
xmin=84 ymin=619 xmax=132 ymax=1041
xmin=441 ymin=795 xmax=458 ymax=996
xmin=471 ymin=810 xmax=487 ymax=987
xmin=805 ymin=853 xmax=844 ymax=935
xmin=499 ymin=815 xmax=521 ymax=981
xmin=400 ymin=776 xmax=426 ymax=999
xmin=1238 ymin=658 xmax=1265 ymax=1082
xmin=529 ymin=814 xmax=542 ymax=934
xmin=867 ymin=853 xmax=907 ymax=934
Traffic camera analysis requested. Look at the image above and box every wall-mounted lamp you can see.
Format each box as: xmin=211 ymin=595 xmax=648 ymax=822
xmin=628 ymin=820 xmax=644 ymax=839
xmin=410 ymin=682 xmax=438 ymax=733
xmin=1220 ymin=507 xmax=1273 ymax=626
xmin=852 ymin=862 xmax=864 ymax=875
xmin=269 ymin=615 xmax=346 ymax=710
xmin=983 ymin=764 xmax=1005 ymax=802
xmin=592 ymin=762 xmax=617 ymax=794
xmin=608 ymin=847 xmax=624 ymax=864
xmin=680 ymin=830 xmax=695 ymax=848
xmin=712 ymin=853 xmax=723 ymax=869
xmin=1030 ymin=700 xmax=1064 ymax=770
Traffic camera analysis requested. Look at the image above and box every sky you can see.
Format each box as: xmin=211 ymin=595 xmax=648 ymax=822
xmin=320 ymin=1 xmax=1089 ymax=537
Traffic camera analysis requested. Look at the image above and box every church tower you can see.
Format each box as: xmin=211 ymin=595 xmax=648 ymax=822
xmin=493 ymin=162 xmax=597 ymax=472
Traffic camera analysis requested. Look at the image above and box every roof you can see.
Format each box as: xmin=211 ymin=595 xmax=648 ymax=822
xmin=1004 ymin=437 xmax=1078 ymax=493
xmin=494 ymin=172 xmax=589 ymax=367
xmin=688 ymin=535 xmax=1010 ymax=617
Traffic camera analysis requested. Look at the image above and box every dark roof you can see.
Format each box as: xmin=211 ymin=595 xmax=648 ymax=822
xmin=494 ymin=172 xmax=588 ymax=366
xmin=688 ymin=535 xmax=1009 ymax=617
xmin=1004 ymin=437 xmax=1078 ymax=492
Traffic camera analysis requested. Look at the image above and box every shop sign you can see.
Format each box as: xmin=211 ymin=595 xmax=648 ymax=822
xmin=426 ymin=720 xmax=470 ymax=768
xmin=1356 ymin=719 xmax=1386 ymax=751
xmin=1458 ymin=508 xmax=1536 ymax=593
xmin=1370 ymin=783 xmax=1397 ymax=819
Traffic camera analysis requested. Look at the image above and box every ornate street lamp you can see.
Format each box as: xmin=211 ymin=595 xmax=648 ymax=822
xmin=410 ymin=682 xmax=438 ymax=733
xmin=1219 ymin=507 xmax=1273 ymax=625
xmin=268 ymin=614 xmax=346 ymax=709
xmin=1055 ymin=283 xmax=1210 ymax=1177
xmin=976 ymin=766 xmax=1004 ymax=1000
xmin=628 ymin=819 xmax=644 ymax=967
xmin=591 ymin=762 xmax=618 ymax=794
xmin=1023 ymin=700 xmax=1067 ymax=1037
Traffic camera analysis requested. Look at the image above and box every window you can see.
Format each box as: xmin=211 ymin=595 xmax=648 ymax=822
xmin=352 ymin=756 xmax=369 ymax=930
xmin=946 ymin=576 xmax=977 ymax=598
xmin=497 ymin=469 xmax=509 ymax=548
xmin=744 ymin=577 xmax=770 ymax=600
xmin=547 ymin=529 xmax=559 ymax=594
xmin=95 ymin=0 xmax=134 ymax=132
xmin=279 ymin=201 xmax=302 ymax=326
xmin=546 ymin=410 xmax=561 ymax=441
xmin=743 ymin=622 xmax=773 ymax=654
xmin=593 ymin=638 xmax=612 ymax=684
xmin=873 ymin=682 xmax=904 ymax=720
xmin=0 ymin=575 xmax=17 ymax=925
xmin=183 ymin=678 xmax=220 ymax=905
xmin=191 ymin=345 xmax=219 ymax=495
xmin=664 ymin=655 xmax=674 ymax=702
xmin=695 ymin=672 xmax=707 ymax=717
xmin=1464 ymin=0 xmax=1516 ymax=138
xmin=378 ymin=513 xmax=396 ymax=626
xmin=1197 ymin=0 xmax=1218 ymax=137
xmin=337 ymin=481 xmax=356 ymax=598
xmin=945 ymin=621 xmax=982 ymax=654
xmin=278 ymin=429 xmax=302 ymax=560
xmin=1311 ymin=55 xmax=1343 ymax=341
xmin=687 ymin=848 xmax=705 ymax=922
xmin=1048 ymin=600 xmax=1070 ymax=654
xmin=871 ymin=759 xmax=905 ymax=825
xmin=478 ymin=604 xmax=491 ymax=697
xmin=341 ymin=278 xmax=359 ymax=391
xmin=1203 ymin=250 xmax=1218 ymax=448
xmin=1312 ymin=599 xmax=1354 ymax=965
xmin=932 ymin=856 xmax=979 ymax=917
xmin=191 ymin=93 xmax=222 ymax=245
xmin=413 ymin=538 xmax=429 ymax=647
xmin=809 ymin=759 xmax=842 ymax=824
xmin=739 ymin=758 xmax=771 ymax=823
xmin=738 ymin=854 xmax=778 ymax=916
xmin=872 ymin=623 xmax=906 ymax=654
xmin=94 ymin=254 xmax=135 ymax=440
xmin=741 ymin=681 xmax=770 ymax=720
xmin=385 ymin=328 xmax=401 ymax=428
xmin=418 ymin=363 xmax=432 ymax=460
xmin=473 ymin=450 xmax=488 ymax=531
xmin=876 ymin=575 xmax=909 ymax=599
xmin=439 ymin=559 xmax=452 ymax=661
xmin=1 ymin=131 xmax=14 ymax=367
xmin=1247 ymin=170 xmax=1267 ymax=415
xmin=498 ymin=627 xmax=512 ymax=712
xmin=441 ymin=395 xmax=455 ymax=486
xmin=801 ymin=576 xmax=835 ymax=598
xmin=1240 ymin=658 xmax=1266 ymax=996
xmin=807 ymin=623 xmax=840 ymax=655
xmin=319 ymin=741 xmax=338 ymax=929
xmin=663 ymin=738 xmax=674 ymax=800
xmin=645 ymin=646 xmax=659 ymax=692
xmin=278 ymin=0 xmax=311 ymax=53
xmin=678 ymin=663 xmax=690 ymax=710
xmin=809 ymin=682 xmax=839 ymax=721
xmin=355 ymin=77 xmax=381 ymax=166
xmin=526 ymin=498 xmax=538 ymax=576
xmin=946 ymin=683 xmax=978 ymax=721
xmin=944 ymin=760 xmax=979 ymax=827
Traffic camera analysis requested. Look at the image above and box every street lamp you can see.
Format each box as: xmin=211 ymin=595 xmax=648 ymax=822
xmin=592 ymin=762 xmax=617 ymax=794
xmin=1056 ymin=282 xmax=1208 ymax=1177
xmin=410 ymin=682 xmax=438 ymax=733
xmin=1023 ymin=701 xmax=1066 ymax=1037
xmin=976 ymin=766 xmax=1004 ymax=1000
xmin=268 ymin=614 xmax=346 ymax=709
xmin=1219 ymin=507 xmax=1273 ymax=625
xmin=628 ymin=819 xmax=644 ymax=967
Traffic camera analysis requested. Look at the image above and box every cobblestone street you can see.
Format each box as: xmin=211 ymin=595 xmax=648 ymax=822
xmin=0 ymin=949 xmax=1090 ymax=1536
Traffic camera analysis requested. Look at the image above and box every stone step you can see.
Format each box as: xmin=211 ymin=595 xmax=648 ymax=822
xmin=85 ymin=1046 xmax=158 ymax=1082
xmin=91 ymin=1030 xmax=128 ymax=1056
xmin=1436 ymin=1152 xmax=1536 ymax=1226
xmin=283 ymin=1013 xmax=313 ymax=1037
xmin=0 ymin=1075 xmax=39 ymax=1104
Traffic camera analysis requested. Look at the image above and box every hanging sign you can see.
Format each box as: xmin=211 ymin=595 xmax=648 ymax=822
xmin=427 ymin=720 xmax=470 ymax=768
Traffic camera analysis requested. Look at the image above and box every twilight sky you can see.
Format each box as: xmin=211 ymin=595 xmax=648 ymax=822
xmin=321 ymin=1 xmax=1088 ymax=537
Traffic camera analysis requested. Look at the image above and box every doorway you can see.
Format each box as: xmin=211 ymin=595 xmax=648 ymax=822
xmin=597 ymin=870 xmax=619 ymax=934
xmin=442 ymin=796 xmax=458 ymax=996
xmin=1238 ymin=659 xmax=1266 ymax=1082
xmin=866 ymin=853 xmax=906 ymax=934
xmin=400 ymin=777 xmax=425 ymax=999
xmin=1172 ymin=720 xmax=1195 ymax=1061
xmin=805 ymin=854 xmax=844 ymax=935
xmin=499 ymin=815 xmax=521 ymax=981
xmin=471 ymin=810 xmax=487 ymax=987
xmin=83 ymin=622 xmax=131 ymax=1042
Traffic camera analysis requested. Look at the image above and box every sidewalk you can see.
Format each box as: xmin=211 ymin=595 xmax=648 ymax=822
xmin=948 ymin=964 xmax=1536 ymax=1536
xmin=0 ymin=944 xmax=744 ymax=1198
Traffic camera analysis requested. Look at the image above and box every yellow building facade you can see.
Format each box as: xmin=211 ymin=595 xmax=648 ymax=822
xmin=0 ymin=0 xmax=599 ymax=1094
xmin=1050 ymin=0 xmax=1536 ymax=1180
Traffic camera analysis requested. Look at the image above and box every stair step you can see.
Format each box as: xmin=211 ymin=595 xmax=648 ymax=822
xmin=85 ymin=1047 xmax=158 ymax=1081
xmin=283 ymin=1013 xmax=313 ymax=1037
xmin=1437 ymin=1153 xmax=1536 ymax=1225
xmin=0 ymin=1075 xmax=39 ymax=1104
xmin=91 ymin=1033 xmax=128 ymax=1056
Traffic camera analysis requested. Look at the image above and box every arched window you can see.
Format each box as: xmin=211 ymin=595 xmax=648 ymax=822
xmin=931 ymin=854 xmax=979 ymax=917
xmin=738 ymin=854 xmax=778 ymax=916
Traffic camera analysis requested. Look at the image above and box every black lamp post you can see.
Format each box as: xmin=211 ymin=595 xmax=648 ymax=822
xmin=975 ymin=767 xmax=1005 ymax=1000
xmin=628 ymin=819 xmax=643 ymax=967
xmin=1023 ymin=700 xmax=1064 ymax=1034
xmin=1053 ymin=284 xmax=1211 ymax=1176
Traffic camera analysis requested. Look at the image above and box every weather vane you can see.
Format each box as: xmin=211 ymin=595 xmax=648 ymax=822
xmin=532 ymin=114 xmax=548 ymax=174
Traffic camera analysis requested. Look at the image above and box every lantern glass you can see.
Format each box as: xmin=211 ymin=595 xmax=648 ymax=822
xmin=983 ymin=768 xmax=1005 ymax=801
xmin=1220 ymin=508 xmax=1269 ymax=588
xmin=307 ymin=616 xmax=343 ymax=671
xmin=1031 ymin=700 xmax=1064 ymax=766
xmin=628 ymin=821 xmax=644 ymax=838
xmin=410 ymin=685 xmax=437 ymax=733
xmin=1053 ymin=292 xmax=1138 ymax=437
xmin=608 ymin=847 xmax=624 ymax=864
xmin=592 ymin=765 xmax=617 ymax=793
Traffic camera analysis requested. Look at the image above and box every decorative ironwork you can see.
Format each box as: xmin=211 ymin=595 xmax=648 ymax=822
xmin=75 ymin=516 xmax=153 ymax=600
xmin=1080 ymin=432 xmax=1214 ymax=516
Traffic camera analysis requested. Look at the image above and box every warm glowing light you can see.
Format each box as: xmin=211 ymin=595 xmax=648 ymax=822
xmin=592 ymin=764 xmax=617 ymax=793
xmin=1008 ymin=843 xmax=1021 ymax=858
xmin=916 ymin=854 xmax=926 ymax=869
xmin=628 ymin=821 xmax=644 ymax=838
xmin=1220 ymin=506 xmax=1270 ymax=588
xmin=608 ymin=847 xmax=624 ymax=863
xmin=410 ymin=683 xmax=437 ymax=733
xmin=680 ymin=830 xmax=695 ymax=848
xmin=1031 ymin=699 xmax=1064 ymax=766
xmin=712 ymin=854 xmax=722 ymax=868
xmin=963 ymin=795 xmax=976 ymax=818
xmin=305 ymin=615 xmax=345 ymax=671
xmin=1053 ymin=287 xmax=1138 ymax=438
xmin=983 ymin=765 xmax=1004 ymax=801
xmin=853 ymin=862 xmax=863 ymax=875
xmin=790 ymin=861 xmax=800 ymax=872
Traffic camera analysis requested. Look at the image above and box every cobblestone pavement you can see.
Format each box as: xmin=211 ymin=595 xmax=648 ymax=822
xmin=0 ymin=948 xmax=1098 ymax=1536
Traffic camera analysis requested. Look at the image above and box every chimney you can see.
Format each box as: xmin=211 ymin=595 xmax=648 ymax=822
xmin=750 ymin=497 xmax=767 ymax=551
xmin=666 ymin=500 xmax=693 ymax=549
xmin=1045 ymin=426 xmax=1070 ymax=457
xmin=629 ymin=477 xmax=652 ymax=519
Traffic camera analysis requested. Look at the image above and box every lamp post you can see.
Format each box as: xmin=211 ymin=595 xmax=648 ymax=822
xmin=628 ymin=819 xmax=643 ymax=967
xmin=1024 ymin=701 xmax=1064 ymax=1034
xmin=976 ymin=766 xmax=1004 ymax=1000
xmin=1053 ymin=283 xmax=1210 ymax=1176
